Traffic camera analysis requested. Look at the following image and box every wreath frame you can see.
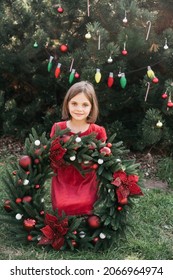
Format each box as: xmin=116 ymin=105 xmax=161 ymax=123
xmin=1 ymin=127 xmax=143 ymax=252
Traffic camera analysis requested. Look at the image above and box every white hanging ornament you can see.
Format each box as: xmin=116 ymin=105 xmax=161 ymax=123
xmin=123 ymin=11 xmax=128 ymax=23
xmin=85 ymin=32 xmax=91 ymax=39
xmin=34 ymin=140 xmax=41 ymax=146
xmin=164 ymin=38 xmax=169 ymax=50
xmin=156 ymin=120 xmax=163 ymax=128
xmin=107 ymin=56 xmax=113 ymax=63
xmin=15 ymin=213 xmax=23 ymax=220
xmin=41 ymin=198 xmax=45 ymax=203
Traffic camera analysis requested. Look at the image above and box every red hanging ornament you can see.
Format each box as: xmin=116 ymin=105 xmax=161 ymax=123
xmin=152 ymin=77 xmax=159 ymax=83
xmin=87 ymin=215 xmax=101 ymax=228
xmin=74 ymin=72 xmax=80 ymax=79
xmin=121 ymin=49 xmax=128 ymax=55
xmin=162 ymin=92 xmax=168 ymax=99
xmin=19 ymin=155 xmax=32 ymax=170
xmin=93 ymin=237 xmax=99 ymax=244
xmin=107 ymin=72 xmax=114 ymax=88
xmin=23 ymin=218 xmax=36 ymax=231
xmin=55 ymin=63 xmax=62 ymax=78
xmin=71 ymin=240 xmax=77 ymax=247
xmin=57 ymin=7 xmax=64 ymax=13
xmin=35 ymin=184 xmax=40 ymax=189
xmin=167 ymin=101 xmax=173 ymax=107
xmin=59 ymin=44 xmax=68 ymax=53
xmin=100 ymin=146 xmax=112 ymax=156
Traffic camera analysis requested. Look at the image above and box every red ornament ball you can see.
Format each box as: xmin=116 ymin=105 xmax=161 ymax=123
xmin=167 ymin=101 xmax=173 ymax=108
xmin=27 ymin=235 xmax=33 ymax=241
xmin=120 ymin=198 xmax=128 ymax=205
xmin=91 ymin=163 xmax=98 ymax=170
xmin=121 ymin=49 xmax=128 ymax=56
xmin=34 ymin=158 xmax=40 ymax=164
xmin=162 ymin=93 xmax=168 ymax=99
xmin=19 ymin=155 xmax=32 ymax=170
xmin=59 ymin=44 xmax=68 ymax=53
xmin=117 ymin=206 xmax=123 ymax=211
xmin=100 ymin=146 xmax=112 ymax=156
xmin=74 ymin=72 xmax=80 ymax=79
xmin=22 ymin=196 xmax=32 ymax=203
xmin=16 ymin=198 xmax=22 ymax=204
xmin=93 ymin=237 xmax=99 ymax=244
xmin=87 ymin=215 xmax=101 ymax=229
xmin=23 ymin=218 xmax=36 ymax=231
xmin=152 ymin=77 xmax=159 ymax=83
xmin=4 ymin=199 xmax=12 ymax=212
xmin=57 ymin=7 xmax=64 ymax=13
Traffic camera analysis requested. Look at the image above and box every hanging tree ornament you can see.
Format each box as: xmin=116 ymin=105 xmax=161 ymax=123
xmin=107 ymin=72 xmax=114 ymax=88
xmin=85 ymin=31 xmax=91 ymax=39
xmin=120 ymin=73 xmax=127 ymax=89
xmin=121 ymin=42 xmax=128 ymax=55
xmin=48 ymin=56 xmax=54 ymax=72
xmin=59 ymin=44 xmax=68 ymax=53
xmin=33 ymin=42 xmax=38 ymax=48
xmin=156 ymin=120 xmax=163 ymax=128
xmin=107 ymin=56 xmax=113 ymax=63
xmin=57 ymin=6 xmax=64 ymax=13
xmin=164 ymin=38 xmax=169 ymax=50
xmin=146 ymin=20 xmax=151 ymax=41
xmin=55 ymin=63 xmax=62 ymax=78
xmin=95 ymin=68 xmax=102 ymax=83
xmin=69 ymin=69 xmax=76 ymax=84
xmin=167 ymin=94 xmax=173 ymax=108
xmin=123 ymin=10 xmax=128 ymax=23
xmin=147 ymin=66 xmax=155 ymax=79
xmin=162 ymin=90 xmax=168 ymax=99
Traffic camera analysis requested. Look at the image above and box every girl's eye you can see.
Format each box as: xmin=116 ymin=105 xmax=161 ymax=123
xmin=83 ymin=103 xmax=89 ymax=107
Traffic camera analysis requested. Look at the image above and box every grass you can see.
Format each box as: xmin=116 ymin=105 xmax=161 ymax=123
xmin=0 ymin=156 xmax=173 ymax=260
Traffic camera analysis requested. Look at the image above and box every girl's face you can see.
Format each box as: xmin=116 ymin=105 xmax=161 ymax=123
xmin=68 ymin=92 xmax=92 ymax=122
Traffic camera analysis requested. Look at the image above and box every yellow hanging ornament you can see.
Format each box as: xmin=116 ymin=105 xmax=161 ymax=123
xmin=147 ymin=66 xmax=155 ymax=79
xmin=95 ymin=68 xmax=101 ymax=83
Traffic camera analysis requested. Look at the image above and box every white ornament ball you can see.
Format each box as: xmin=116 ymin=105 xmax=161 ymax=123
xmin=156 ymin=120 xmax=163 ymax=128
xmin=41 ymin=198 xmax=45 ymax=203
xmin=23 ymin=179 xmax=29 ymax=185
xmin=107 ymin=56 xmax=113 ymax=63
xmin=15 ymin=213 xmax=23 ymax=220
xmin=75 ymin=137 xmax=81 ymax=143
xmin=98 ymin=158 xmax=104 ymax=165
xmin=116 ymin=159 xmax=121 ymax=163
xmin=99 ymin=233 xmax=106 ymax=239
xmin=34 ymin=140 xmax=41 ymax=146
xmin=70 ymin=155 xmax=76 ymax=161
xmin=79 ymin=231 xmax=86 ymax=238
xmin=85 ymin=32 xmax=91 ymax=39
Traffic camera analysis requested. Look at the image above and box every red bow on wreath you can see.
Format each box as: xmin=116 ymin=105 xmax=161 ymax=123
xmin=38 ymin=213 xmax=69 ymax=250
xmin=111 ymin=170 xmax=143 ymax=204
xmin=49 ymin=138 xmax=67 ymax=171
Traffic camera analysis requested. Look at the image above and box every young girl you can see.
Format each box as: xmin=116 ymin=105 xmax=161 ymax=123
xmin=50 ymin=81 xmax=107 ymax=216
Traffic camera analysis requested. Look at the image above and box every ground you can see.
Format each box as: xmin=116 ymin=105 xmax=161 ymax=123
xmin=0 ymin=136 xmax=168 ymax=190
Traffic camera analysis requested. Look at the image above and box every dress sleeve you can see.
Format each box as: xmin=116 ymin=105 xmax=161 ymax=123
xmin=97 ymin=126 xmax=107 ymax=142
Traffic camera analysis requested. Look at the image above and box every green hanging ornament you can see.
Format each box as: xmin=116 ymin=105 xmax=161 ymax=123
xmin=48 ymin=56 xmax=54 ymax=72
xmin=120 ymin=73 xmax=127 ymax=89
xmin=33 ymin=42 xmax=38 ymax=48
xmin=69 ymin=69 xmax=75 ymax=84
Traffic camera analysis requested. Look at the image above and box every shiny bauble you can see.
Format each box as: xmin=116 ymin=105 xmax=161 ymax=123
xmin=19 ymin=155 xmax=32 ymax=170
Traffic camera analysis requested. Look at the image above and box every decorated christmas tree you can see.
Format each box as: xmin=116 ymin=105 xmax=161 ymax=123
xmin=0 ymin=0 xmax=173 ymax=152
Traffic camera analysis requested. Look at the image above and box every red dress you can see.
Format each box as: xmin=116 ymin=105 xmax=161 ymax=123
xmin=50 ymin=121 xmax=107 ymax=216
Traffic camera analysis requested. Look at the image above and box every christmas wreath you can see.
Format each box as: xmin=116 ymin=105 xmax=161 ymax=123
xmin=1 ymin=127 xmax=143 ymax=251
